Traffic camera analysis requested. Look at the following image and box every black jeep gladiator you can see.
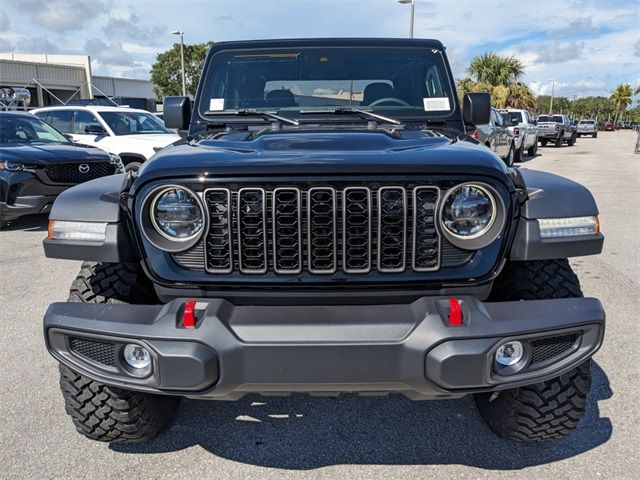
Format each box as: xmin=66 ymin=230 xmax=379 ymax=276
xmin=42 ymin=38 xmax=605 ymax=444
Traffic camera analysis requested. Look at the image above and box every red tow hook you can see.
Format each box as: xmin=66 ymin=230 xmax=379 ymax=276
xmin=182 ymin=299 xmax=197 ymax=328
xmin=448 ymin=298 xmax=463 ymax=326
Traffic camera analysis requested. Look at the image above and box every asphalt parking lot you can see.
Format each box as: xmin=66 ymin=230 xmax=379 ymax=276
xmin=1 ymin=130 xmax=638 ymax=479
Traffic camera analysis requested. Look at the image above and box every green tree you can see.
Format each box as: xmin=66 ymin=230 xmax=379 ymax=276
xmin=458 ymin=52 xmax=535 ymax=111
xmin=468 ymin=52 xmax=525 ymax=85
xmin=610 ymin=83 xmax=633 ymax=124
xmin=150 ymin=41 xmax=213 ymax=99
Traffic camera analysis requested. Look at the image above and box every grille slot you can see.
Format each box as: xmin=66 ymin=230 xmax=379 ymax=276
xmin=530 ymin=333 xmax=578 ymax=365
xmin=273 ymin=188 xmax=302 ymax=274
xmin=44 ymin=162 xmax=116 ymax=184
xmin=204 ymin=189 xmax=233 ymax=273
xmin=343 ymin=187 xmax=372 ymax=273
xmin=69 ymin=337 xmax=116 ymax=367
xmin=377 ymin=187 xmax=407 ymax=273
xmin=307 ymin=187 xmax=337 ymax=274
xmin=413 ymin=187 xmax=440 ymax=271
xmin=237 ymin=188 xmax=267 ymax=274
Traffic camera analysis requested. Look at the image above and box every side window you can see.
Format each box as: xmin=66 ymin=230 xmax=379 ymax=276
xmin=34 ymin=111 xmax=48 ymax=123
xmin=73 ymin=110 xmax=101 ymax=134
xmin=494 ymin=111 xmax=504 ymax=127
xmin=48 ymin=110 xmax=72 ymax=133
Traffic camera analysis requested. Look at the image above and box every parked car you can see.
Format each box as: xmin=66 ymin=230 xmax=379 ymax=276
xmin=0 ymin=111 xmax=122 ymax=228
xmin=620 ymin=121 xmax=632 ymax=130
xmin=43 ymin=38 xmax=605 ymax=446
xmin=473 ymin=108 xmax=515 ymax=166
xmin=577 ymin=119 xmax=598 ymax=138
xmin=604 ymin=122 xmax=615 ymax=131
xmin=31 ymin=106 xmax=180 ymax=172
xmin=536 ymin=114 xmax=577 ymax=147
xmin=499 ymin=108 xmax=539 ymax=160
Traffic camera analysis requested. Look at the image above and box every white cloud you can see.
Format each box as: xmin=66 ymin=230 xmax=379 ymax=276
xmin=16 ymin=35 xmax=60 ymax=54
xmin=85 ymin=39 xmax=133 ymax=67
xmin=102 ymin=11 xmax=165 ymax=45
xmin=22 ymin=0 xmax=106 ymax=32
xmin=0 ymin=11 xmax=9 ymax=31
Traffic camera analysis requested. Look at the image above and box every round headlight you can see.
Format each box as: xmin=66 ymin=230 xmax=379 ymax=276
xmin=439 ymin=183 xmax=505 ymax=250
xmin=151 ymin=186 xmax=203 ymax=241
xmin=442 ymin=184 xmax=495 ymax=239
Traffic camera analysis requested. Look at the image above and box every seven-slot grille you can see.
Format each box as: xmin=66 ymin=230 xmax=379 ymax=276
xmin=202 ymin=185 xmax=442 ymax=275
xmin=44 ymin=162 xmax=117 ymax=184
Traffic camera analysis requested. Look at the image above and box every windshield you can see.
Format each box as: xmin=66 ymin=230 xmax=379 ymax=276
xmin=502 ymin=112 xmax=522 ymax=124
xmin=0 ymin=115 xmax=70 ymax=145
xmin=537 ymin=115 xmax=563 ymax=123
xmin=99 ymin=111 xmax=172 ymax=136
xmin=198 ymin=46 xmax=455 ymax=120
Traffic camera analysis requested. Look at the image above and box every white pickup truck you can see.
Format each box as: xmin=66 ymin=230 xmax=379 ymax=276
xmin=577 ymin=119 xmax=598 ymax=138
xmin=499 ymin=108 xmax=538 ymax=161
xmin=32 ymin=106 xmax=180 ymax=171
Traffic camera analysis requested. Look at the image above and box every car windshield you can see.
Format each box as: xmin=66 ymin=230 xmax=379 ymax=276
xmin=537 ymin=115 xmax=563 ymax=123
xmin=99 ymin=111 xmax=172 ymax=136
xmin=197 ymin=46 xmax=455 ymax=120
xmin=502 ymin=112 xmax=522 ymax=124
xmin=0 ymin=115 xmax=70 ymax=145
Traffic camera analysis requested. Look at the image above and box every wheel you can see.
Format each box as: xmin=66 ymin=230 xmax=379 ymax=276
xmin=476 ymin=259 xmax=592 ymax=442
xmin=592 ymin=132 xmax=597 ymax=138
xmin=567 ymin=133 xmax=576 ymax=146
xmin=124 ymin=162 xmax=143 ymax=173
xmin=0 ymin=215 xmax=9 ymax=229
xmin=514 ymin=145 xmax=524 ymax=163
xmin=504 ymin=144 xmax=515 ymax=167
xmin=59 ymin=262 xmax=179 ymax=443
xmin=527 ymin=140 xmax=538 ymax=157
xmin=555 ymin=133 xmax=563 ymax=147
xmin=540 ymin=139 xmax=547 ymax=147
xmin=576 ymin=133 xmax=581 ymax=138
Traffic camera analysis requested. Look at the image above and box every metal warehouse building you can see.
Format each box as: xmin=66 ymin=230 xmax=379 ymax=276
xmin=0 ymin=53 xmax=156 ymax=110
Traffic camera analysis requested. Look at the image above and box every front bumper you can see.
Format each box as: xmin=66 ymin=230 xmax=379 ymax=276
xmin=43 ymin=296 xmax=605 ymax=400
xmin=0 ymin=171 xmax=67 ymax=221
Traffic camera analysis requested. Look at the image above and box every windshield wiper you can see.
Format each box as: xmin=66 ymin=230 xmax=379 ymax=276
xmin=299 ymin=107 xmax=403 ymax=126
xmin=204 ymin=109 xmax=299 ymax=126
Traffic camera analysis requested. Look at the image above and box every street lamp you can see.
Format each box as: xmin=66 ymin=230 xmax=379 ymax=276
xmin=170 ymin=30 xmax=187 ymax=97
xmin=549 ymin=79 xmax=556 ymax=115
xmin=398 ymin=0 xmax=415 ymax=39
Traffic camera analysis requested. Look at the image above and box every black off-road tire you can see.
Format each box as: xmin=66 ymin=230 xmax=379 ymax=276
xmin=540 ymin=139 xmax=547 ymax=147
xmin=474 ymin=360 xmax=592 ymax=442
xmin=504 ymin=144 xmax=515 ymax=167
xmin=476 ymin=259 xmax=592 ymax=442
xmin=59 ymin=261 xmax=179 ymax=443
xmin=60 ymin=364 xmax=179 ymax=443
xmin=592 ymin=132 xmax=597 ymax=138
xmin=568 ymin=132 xmax=576 ymax=146
xmin=514 ymin=145 xmax=524 ymax=163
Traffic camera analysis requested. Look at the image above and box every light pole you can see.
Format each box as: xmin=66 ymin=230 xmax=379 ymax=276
xmin=170 ymin=30 xmax=187 ymax=96
xmin=549 ymin=79 xmax=555 ymax=115
xmin=398 ymin=0 xmax=415 ymax=39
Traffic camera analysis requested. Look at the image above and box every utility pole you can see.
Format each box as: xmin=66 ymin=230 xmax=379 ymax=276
xmin=171 ymin=31 xmax=187 ymax=96
xmin=398 ymin=0 xmax=415 ymax=38
xmin=549 ymin=79 xmax=555 ymax=114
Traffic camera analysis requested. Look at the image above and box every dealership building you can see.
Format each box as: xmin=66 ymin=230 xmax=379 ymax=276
xmin=0 ymin=53 xmax=156 ymax=110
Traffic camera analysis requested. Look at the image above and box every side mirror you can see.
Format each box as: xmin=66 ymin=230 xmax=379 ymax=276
xmin=85 ymin=124 xmax=106 ymax=135
xmin=63 ymin=134 xmax=75 ymax=142
xmin=164 ymin=96 xmax=191 ymax=130
xmin=463 ymin=93 xmax=491 ymax=126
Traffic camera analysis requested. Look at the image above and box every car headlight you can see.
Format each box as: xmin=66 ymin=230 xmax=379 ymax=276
xmin=0 ymin=161 xmax=25 ymax=171
xmin=150 ymin=186 xmax=204 ymax=242
xmin=108 ymin=153 xmax=125 ymax=173
xmin=439 ymin=183 xmax=505 ymax=249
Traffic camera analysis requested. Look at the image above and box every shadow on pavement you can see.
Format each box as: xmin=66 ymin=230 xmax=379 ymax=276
xmin=0 ymin=214 xmax=48 ymax=232
xmin=113 ymin=362 xmax=613 ymax=470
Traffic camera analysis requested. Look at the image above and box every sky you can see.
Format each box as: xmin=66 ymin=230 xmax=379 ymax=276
xmin=0 ymin=0 xmax=638 ymax=98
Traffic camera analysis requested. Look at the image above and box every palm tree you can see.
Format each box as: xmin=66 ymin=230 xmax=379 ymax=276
xmin=610 ymin=84 xmax=633 ymax=123
xmin=468 ymin=52 xmax=525 ymax=86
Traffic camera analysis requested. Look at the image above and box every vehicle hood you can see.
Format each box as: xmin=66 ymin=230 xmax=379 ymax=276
xmin=136 ymin=129 xmax=511 ymax=186
xmin=0 ymin=142 xmax=109 ymax=165
xmin=114 ymin=133 xmax=180 ymax=146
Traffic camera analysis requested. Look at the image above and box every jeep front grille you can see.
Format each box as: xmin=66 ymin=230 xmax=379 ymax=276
xmin=198 ymin=184 xmax=448 ymax=275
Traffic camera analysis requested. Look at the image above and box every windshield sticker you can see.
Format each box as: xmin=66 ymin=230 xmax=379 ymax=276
xmin=423 ymin=97 xmax=450 ymax=111
xmin=209 ymin=98 xmax=225 ymax=111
